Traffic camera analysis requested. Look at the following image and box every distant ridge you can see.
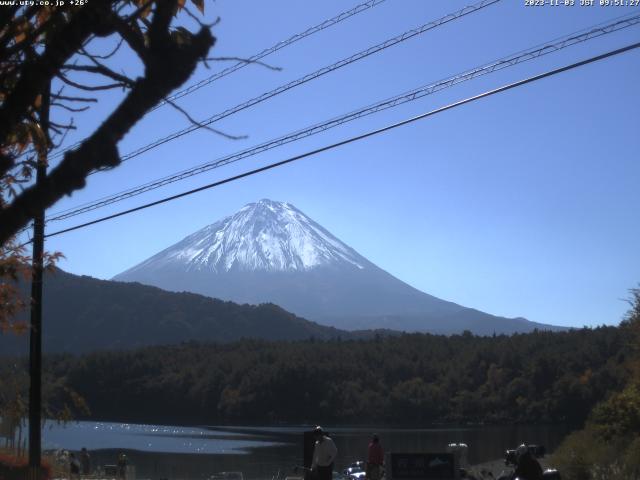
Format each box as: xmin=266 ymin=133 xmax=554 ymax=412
xmin=0 ymin=269 xmax=351 ymax=355
xmin=115 ymin=199 xmax=565 ymax=335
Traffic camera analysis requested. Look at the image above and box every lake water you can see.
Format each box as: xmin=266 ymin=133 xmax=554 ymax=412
xmin=41 ymin=421 xmax=571 ymax=480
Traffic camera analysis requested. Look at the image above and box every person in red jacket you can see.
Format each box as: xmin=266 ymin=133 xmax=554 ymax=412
xmin=366 ymin=434 xmax=384 ymax=480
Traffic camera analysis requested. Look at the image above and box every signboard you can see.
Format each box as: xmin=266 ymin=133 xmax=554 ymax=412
xmin=388 ymin=453 xmax=459 ymax=480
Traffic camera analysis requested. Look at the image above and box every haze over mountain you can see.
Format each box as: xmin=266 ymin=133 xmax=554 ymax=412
xmin=0 ymin=269 xmax=349 ymax=355
xmin=115 ymin=199 xmax=563 ymax=335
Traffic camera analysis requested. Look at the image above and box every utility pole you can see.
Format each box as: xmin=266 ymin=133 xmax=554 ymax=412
xmin=28 ymin=79 xmax=50 ymax=480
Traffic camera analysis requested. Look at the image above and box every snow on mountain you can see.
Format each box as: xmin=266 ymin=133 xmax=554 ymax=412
xmin=119 ymin=199 xmax=366 ymax=276
xmin=115 ymin=199 xmax=565 ymax=335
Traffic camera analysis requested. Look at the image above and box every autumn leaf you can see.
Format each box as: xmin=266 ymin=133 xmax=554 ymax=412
xmin=141 ymin=4 xmax=153 ymax=18
xmin=191 ymin=0 xmax=204 ymax=14
xmin=11 ymin=321 xmax=29 ymax=335
xmin=36 ymin=7 xmax=51 ymax=28
xmin=14 ymin=124 xmax=31 ymax=154
xmin=28 ymin=123 xmax=48 ymax=156
xmin=13 ymin=17 xmax=30 ymax=44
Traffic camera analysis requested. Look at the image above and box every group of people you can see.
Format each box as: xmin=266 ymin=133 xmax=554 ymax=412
xmin=67 ymin=448 xmax=128 ymax=479
xmin=310 ymin=426 xmax=384 ymax=480
xmin=67 ymin=448 xmax=90 ymax=478
xmin=310 ymin=427 xmax=543 ymax=480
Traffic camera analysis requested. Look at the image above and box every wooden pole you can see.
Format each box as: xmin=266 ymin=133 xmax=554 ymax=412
xmin=28 ymin=79 xmax=50 ymax=480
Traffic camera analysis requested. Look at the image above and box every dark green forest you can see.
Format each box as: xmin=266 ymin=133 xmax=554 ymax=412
xmin=3 ymin=324 xmax=632 ymax=427
xmin=0 ymin=269 xmax=348 ymax=355
xmin=550 ymin=290 xmax=640 ymax=480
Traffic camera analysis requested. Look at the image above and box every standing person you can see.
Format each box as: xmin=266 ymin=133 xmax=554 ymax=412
xmin=311 ymin=426 xmax=338 ymax=480
xmin=513 ymin=444 xmax=543 ymax=480
xmin=366 ymin=434 xmax=384 ymax=480
xmin=69 ymin=452 xmax=81 ymax=479
xmin=80 ymin=447 xmax=91 ymax=475
xmin=117 ymin=452 xmax=128 ymax=479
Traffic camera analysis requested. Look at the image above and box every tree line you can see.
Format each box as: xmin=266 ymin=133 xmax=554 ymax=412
xmin=2 ymin=324 xmax=632 ymax=427
xmin=550 ymin=289 xmax=640 ymax=480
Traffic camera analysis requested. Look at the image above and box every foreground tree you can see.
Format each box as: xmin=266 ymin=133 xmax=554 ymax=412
xmin=0 ymin=0 xmax=219 ymax=335
xmin=0 ymin=2 xmax=217 ymax=472
xmin=551 ymin=288 xmax=640 ymax=480
xmin=0 ymin=0 xmax=216 ymax=247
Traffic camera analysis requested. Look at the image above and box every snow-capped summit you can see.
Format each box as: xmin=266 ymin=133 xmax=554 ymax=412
xmin=118 ymin=199 xmax=366 ymax=276
xmin=114 ymin=199 xmax=560 ymax=335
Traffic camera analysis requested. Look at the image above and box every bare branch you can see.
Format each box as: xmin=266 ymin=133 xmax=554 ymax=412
xmin=51 ymin=94 xmax=98 ymax=103
xmin=51 ymin=102 xmax=91 ymax=113
xmin=58 ymin=72 xmax=128 ymax=92
xmin=180 ymin=6 xmax=210 ymax=28
xmin=0 ymin=12 xmax=216 ymax=244
xmin=165 ymin=98 xmax=247 ymax=141
xmin=79 ymin=37 xmax=124 ymax=60
xmin=48 ymin=125 xmax=63 ymax=136
xmin=0 ymin=1 xmax=116 ymax=152
xmin=122 ymin=0 xmax=155 ymax=23
xmin=206 ymin=56 xmax=282 ymax=72
xmin=61 ymin=64 xmax=136 ymax=87
xmin=50 ymin=121 xmax=77 ymax=131
xmin=113 ymin=16 xmax=148 ymax=62
xmin=51 ymin=120 xmax=75 ymax=150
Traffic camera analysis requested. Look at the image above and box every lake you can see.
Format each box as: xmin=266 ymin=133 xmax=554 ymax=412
xmin=41 ymin=421 xmax=571 ymax=480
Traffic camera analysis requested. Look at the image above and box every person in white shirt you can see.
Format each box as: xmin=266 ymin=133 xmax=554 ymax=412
xmin=311 ymin=426 xmax=337 ymax=480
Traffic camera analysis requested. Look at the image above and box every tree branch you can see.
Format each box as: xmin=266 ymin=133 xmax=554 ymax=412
xmin=79 ymin=37 xmax=124 ymax=60
xmin=51 ymin=102 xmax=91 ymax=113
xmin=0 ymin=13 xmax=215 ymax=245
xmin=165 ymin=98 xmax=247 ymax=140
xmin=207 ymin=56 xmax=282 ymax=72
xmin=51 ymin=94 xmax=98 ymax=103
xmin=61 ymin=64 xmax=136 ymax=87
xmin=0 ymin=2 xmax=115 ymax=154
xmin=58 ymin=72 xmax=128 ymax=92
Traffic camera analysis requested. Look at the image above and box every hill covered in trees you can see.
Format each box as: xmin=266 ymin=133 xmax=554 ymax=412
xmin=551 ymin=289 xmax=640 ymax=480
xmin=25 ymin=325 xmax=631 ymax=426
xmin=0 ymin=269 xmax=350 ymax=355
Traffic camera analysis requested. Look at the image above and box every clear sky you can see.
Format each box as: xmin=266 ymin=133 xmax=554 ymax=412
xmin=33 ymin=0 xmax=640 ymax=328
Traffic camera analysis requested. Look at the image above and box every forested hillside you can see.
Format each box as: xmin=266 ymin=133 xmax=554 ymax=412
xmin=0 ymin=269 xmax=349 ymax=354
xmin=18 ymin=325 xmax=631 ymax=426
xmin=551 ymin=289 xmax=640 ymax=480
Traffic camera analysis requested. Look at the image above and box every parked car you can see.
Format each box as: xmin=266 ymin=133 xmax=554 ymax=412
xmin=334 ymin=471 xmax=351 ymax=480
xmin=343 ymin=461 xmax=366 ymax=480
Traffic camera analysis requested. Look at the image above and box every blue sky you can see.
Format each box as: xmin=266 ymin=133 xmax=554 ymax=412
xmin=36 ymin=0 xmax=640 ymax=328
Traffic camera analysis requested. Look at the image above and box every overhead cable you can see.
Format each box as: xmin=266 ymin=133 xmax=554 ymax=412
xmin=157 ymin=0 xmax=389 ymax=108
xmin=53 ymin=0 xmax=501 ymax=165
xmin=45 ymin=0 xmax=389 ymax=160
xmin=46 ymin=12 xmax=640 ymax=222
xmin=39 ymin=41 xmax=640 ymax=240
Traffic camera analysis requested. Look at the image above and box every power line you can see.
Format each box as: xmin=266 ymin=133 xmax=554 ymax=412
xmin=156 ymin=0 xmax=389 ymax=108
xmin=45 ymin=0 xmax=389 ymax=160
xmin=46 ymin=12 xmax=640 ymax=222
xmin=40 ymin=41 xmax=640 ymax=241
xmin=83 ymin=0 xmax=501 ymax=165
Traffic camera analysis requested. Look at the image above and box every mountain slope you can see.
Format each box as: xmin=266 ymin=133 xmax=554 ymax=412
xmin=114 ymin=199 xmax=564 ymax=334
xmin=0 ymin=269 xmax=350 ymax=355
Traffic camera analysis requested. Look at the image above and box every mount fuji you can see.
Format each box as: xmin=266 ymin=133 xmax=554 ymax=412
xmin=114 ymin=199 xmax=562 ymax=334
